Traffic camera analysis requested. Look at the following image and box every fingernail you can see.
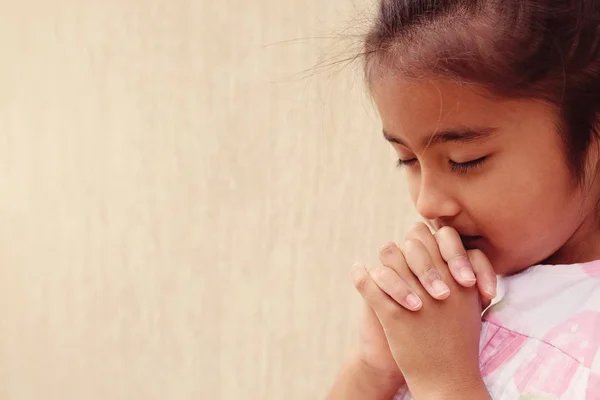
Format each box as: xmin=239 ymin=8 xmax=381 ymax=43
xmin=485 ymin=283 xmax=497 ymax=298
xmin=432 ymin=280 xmax=450 ymax=298
xmin=452 ymin=257 xmax=476 ymax=282
xmin=460 ymin=268 xmax=476 ymax=283
xmin=406 ymin=293 xmax=422 ymax=310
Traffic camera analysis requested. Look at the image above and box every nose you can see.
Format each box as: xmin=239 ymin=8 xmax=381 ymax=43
xmin=414 ymin=172 xmax=460 ymax=221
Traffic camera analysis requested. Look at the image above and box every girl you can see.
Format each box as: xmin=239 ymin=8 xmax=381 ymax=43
xmin=328 ymin=0 xmax=600 ymax=399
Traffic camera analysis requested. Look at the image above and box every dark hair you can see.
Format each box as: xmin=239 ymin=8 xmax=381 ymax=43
xmin=363 ymin=0 xmax=600 ymax=184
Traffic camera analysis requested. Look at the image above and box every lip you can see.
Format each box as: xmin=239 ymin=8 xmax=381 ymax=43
xmin=460 ymin=235 xmax=484 ymax=250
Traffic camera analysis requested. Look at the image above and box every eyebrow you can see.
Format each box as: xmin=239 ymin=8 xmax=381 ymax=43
xmin=383 ymin=127 xmax=497 ymax=148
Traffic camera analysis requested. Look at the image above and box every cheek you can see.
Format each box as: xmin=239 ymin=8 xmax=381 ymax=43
xmin=474 ymin=169 xmax=580 ymax=270
xmin=472 ymin=146 xmax=571 ymax=233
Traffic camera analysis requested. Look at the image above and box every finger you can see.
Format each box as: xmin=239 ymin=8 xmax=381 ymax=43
xmin=405 ymin=223 xmax=442 ymax=262
xmin=405 ymin=222 xmax=452 ymax=276
xmin=351 ymin=263 xmax=400 ymax=315
xmin=434 ymin=226 xmax=477 ymax=288
xmin=369 ymin=266 xmax=423 ymax=311
xmin=401 ymin=239 xmax=451 ymax=300
xmin=379 ymin=241 xmax=424 ymax=297
xmin=379 ymin=241 xmax=415 ymax=281
xmin=467 ymin=249 xmax=497 ymax=301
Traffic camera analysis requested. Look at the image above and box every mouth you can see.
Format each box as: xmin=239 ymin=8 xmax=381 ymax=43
xmin=460 ymin=235 xmax=484 ymax=250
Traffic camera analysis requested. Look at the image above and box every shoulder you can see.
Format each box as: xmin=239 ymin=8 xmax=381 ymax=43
xmin=484 ymin=260 xmax=600 ymax=333
xmin=479 ymin=261 xmax=600 ymax=396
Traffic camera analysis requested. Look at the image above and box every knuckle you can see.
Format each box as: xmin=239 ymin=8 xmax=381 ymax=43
xmin=414 ymin=261 xmax=439 ymax=282
xmin=371 ymin=266 xmax=389 ymax=281
xmin=353 ymin=273 xmax=369 ymax=292
xmin=402 ymin=238 xmax=422 ymax=252
xmin=390 ymin=277 xmax=409 ymax=295
xmin=422 ymin=266 xmax=441 ymax=282
xmin=379 ymin=241 xmax=397 ymax=257
xmin=405 ymin=222 xmax=430 ymax=239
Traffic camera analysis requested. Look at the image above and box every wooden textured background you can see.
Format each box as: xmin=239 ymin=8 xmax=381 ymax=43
xmin=0 ymin=1 xmax=418 ymax=399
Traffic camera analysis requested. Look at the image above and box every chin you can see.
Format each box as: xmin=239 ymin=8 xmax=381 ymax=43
xmin=462 ymin=237 xmax=549 ymax=276
xmin=485 ymin=249 xmax=534 ymax=277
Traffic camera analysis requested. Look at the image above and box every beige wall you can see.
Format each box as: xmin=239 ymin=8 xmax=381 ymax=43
xmin=0 ymin=1 xmax=418 ymax=399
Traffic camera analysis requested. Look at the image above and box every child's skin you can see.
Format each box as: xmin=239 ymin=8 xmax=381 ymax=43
xmin=328 ymin=77 xmax=600 ymax=399
xmin=328 ymin=227 xmax=492 ymax=400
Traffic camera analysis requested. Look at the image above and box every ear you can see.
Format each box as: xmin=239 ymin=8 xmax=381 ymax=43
xmin=592 ymin=130 xmax=600 ymax=170
xmin=585 ymin=127 xmax=600 ymax=191
xmin=583 ymin=122 xmax=600 ymax=169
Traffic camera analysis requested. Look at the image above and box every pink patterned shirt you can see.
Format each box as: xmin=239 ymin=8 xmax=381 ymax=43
xmin=394 ymin=260 xmax=600 ymax=399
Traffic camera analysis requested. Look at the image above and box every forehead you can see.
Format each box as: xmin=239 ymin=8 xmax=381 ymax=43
xmin=369 ymin=77 xmax=560 ymax=149
xmin=371 ymin=78 xmax=508 ymax=133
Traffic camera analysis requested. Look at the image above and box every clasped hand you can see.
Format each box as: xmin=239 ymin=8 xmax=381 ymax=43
xmin=352 ymin=223 xmax=495 ymax=398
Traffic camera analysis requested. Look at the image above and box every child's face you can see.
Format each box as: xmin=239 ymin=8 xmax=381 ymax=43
xmin=371 ymin=78 xmax=600 ymax=275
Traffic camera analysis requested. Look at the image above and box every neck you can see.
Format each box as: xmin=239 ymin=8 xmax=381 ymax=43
xmin=545 ymin=217 xmax=600 ymax=265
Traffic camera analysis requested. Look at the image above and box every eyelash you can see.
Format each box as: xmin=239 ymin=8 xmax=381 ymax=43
xmin=396 ymin=156 xmax=488 ymax=174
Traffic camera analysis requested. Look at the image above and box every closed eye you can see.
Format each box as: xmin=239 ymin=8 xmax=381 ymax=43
xmin=396 ymin=158 xmax=418 ymax=168
xmin=396 ymin=156 xmax=488 ymax=173
xmin=449 ymin=156 xmax=488 ymax=174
